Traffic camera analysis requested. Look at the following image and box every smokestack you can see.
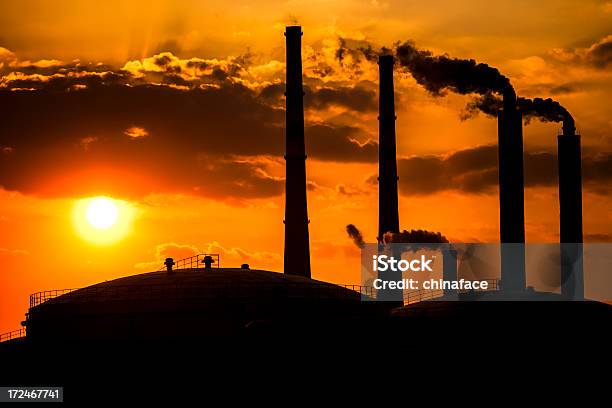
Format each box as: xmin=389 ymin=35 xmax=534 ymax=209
xmin=558 ymin=119 xmax=584 ymax=299
xmin=283 ymin=26 xmax=311 ymax=278
xmin=377 ymin=55 xmax=400 ymax=241
xmin=497 ymin=87 xmax=526 ymax=291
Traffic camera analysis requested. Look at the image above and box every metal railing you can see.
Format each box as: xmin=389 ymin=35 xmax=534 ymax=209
xmin=30 ymin=288 xmax=79 ymax=308
xmin=158 ymin=254 xmax=220 ymax=271
xmin=0 ymin=328 xmax=26 ymax=343
xmin=28 ymin=282 xmax=374 ymax=309
xmin=404 ymin=289 xmax=445 ymax=304
xmin=27 ymin=277 xmax=499 ymax=310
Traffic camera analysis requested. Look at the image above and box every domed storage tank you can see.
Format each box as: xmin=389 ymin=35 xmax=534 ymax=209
xmin=25 ymin=268 xmax=371 ymax=343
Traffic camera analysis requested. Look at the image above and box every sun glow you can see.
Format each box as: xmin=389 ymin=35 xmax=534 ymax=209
xmin=86 ymin=197 xmax=118 ymax=229
xmin=73 ymin=196 xmax=134 ymax=245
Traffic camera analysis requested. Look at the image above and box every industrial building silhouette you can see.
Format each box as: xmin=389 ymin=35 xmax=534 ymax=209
xmin=377 ymin=54 xmax=400 ymax=241
xmin=283 ymin=26 xmax=311 ymax=279
xmin=1 ymin=26 xmax=610 ymax=390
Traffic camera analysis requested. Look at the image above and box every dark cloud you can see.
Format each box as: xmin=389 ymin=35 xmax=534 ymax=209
xmin=584 ymin=233 xmax=612 ymax=243
xmin=306 ymin=86 xmax=376 ymax=112
xmin=259 ymin=83 xmax=377 ymax=113
xmin=307 ymin=124 xmax=377 ymax=162
xmin=524 ymin=81 xmax=595 ymax=96
xmin=551 ymin=35 xmax=612 ymax=69
xmin=0 ymin=52 xmax=378 ymax=199
xmin=585 ymin=35 xmax=612 ymax=68
xmin=367 ymin=145 xmax=612 ymax=196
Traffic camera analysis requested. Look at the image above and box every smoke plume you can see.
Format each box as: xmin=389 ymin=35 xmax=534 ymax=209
xmin=517 ymin=97 xmax=574 ymax=132
xmin=461 ymin=93 xmax=575 ymax=132
xmin=381 ymin=229 xmax=449 ymax=245
xmin=346 ymin=224 xmax=366 ymax=249
xmin=345 ymin=39 xmax=577 ymax=129
xmin=461 ymin=91 xmax=503 ymax=120
xmin=394 ymin=41 xmax=513 ymax=97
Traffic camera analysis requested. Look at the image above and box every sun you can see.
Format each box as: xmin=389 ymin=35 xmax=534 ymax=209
xmin=86 ymin=197 xmax=118 ymax=229
xmin=73 ymin=196 xmax=134 ymax=245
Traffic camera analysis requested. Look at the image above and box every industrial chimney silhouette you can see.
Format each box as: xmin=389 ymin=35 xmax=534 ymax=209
xmin=377 ymin=55 xmax=400 ymax=241
xmin=558 ymin=117 xmax=584 ymax=299
xmin=283 ymin=26 xmax=311 ymax=278
xmin=497 ymin=88 xmax=526 ymax=291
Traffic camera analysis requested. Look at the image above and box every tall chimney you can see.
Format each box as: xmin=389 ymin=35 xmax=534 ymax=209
xmin=283 ymin=26 xmax=311 ymax=278
xmin=558 ymin=117 xmax=584 ymax=299
xmin=497 ymin=88 xmax=526 ymax=291
xmin=377 ymin=55 xmax=400 ymax=241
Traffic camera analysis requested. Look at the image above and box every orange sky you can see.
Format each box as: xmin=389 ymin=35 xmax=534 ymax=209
xmin=1 ymin=0 xmax=611 ymax=332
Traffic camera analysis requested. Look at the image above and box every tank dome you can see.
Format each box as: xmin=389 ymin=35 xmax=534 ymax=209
xmin=26 ymin=268 xmax=364 ymax=342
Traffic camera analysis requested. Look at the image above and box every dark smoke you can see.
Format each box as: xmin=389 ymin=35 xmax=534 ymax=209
xmin=358 ymin=45 xmax=379 ymax=62
xmin=517 ymin=97 xmax=574 ymax=132
xmin=346 ymin=224 xmax=366 ymax=249
xmin=461 ymin=91 xmax=503 ymax=120
xmin=394 ymin=41 xmax=513 ymax=97
xmin=461 ymin=93 xmax=575 ymax=131
xmin=518 ymin=97 xmax=568 ymax=122
xmin=381 ymin=229 xmax=449 ymax=245
xmin=349 ymin=39 xmax=577 ymax=129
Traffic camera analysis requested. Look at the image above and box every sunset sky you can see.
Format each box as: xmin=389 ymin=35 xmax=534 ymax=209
xmin=1 ymin=0 xmax=611 ymax=332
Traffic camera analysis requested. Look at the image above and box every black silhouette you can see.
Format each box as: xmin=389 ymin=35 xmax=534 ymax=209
xmin=377 ymin=55 xmax=400 ymax=241
xmin=497 ymin=88 xmax=527 ymax=291
xmin=283 ymin=26 xmax=311 ymax=278
xmin=558 ymin=123 xmax=584 ymax=299
xmin=202 ymin=255 xmax=215 ymax=268
xmin=164 ymin=257 xmax=175 ymax=272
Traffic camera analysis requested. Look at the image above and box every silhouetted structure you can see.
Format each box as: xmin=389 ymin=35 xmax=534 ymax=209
xmin=376 ymin=56 xmax=402 ymax=301
xmin=164 ymin=257 xmax=174 ymax=273
xmin=558 ymin=117 xmax=584 ymax=299
xmin=283 ymin=26 xmax=311 ymax=278
xmin=22 ymin=268 xmax=366 ymax=343
xmin=377 ymin=55 xmax=400 ymax=241
xmin=203 ymin=255 xmax=215 ymax=269
xmin=497 ymin=88 xmax=526 ymax=291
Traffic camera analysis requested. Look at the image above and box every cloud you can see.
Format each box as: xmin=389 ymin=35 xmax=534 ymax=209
xmin=202 ymin=241 xmax=281 ymax=265
xmin=134 ymin=242 xmax=201 ymax=270
xmin=259 ymin=82 xmax=377 ymax=113
xmin=0 ymin=247 xmax=29 ymax=256
xmin=0 ymin=50 xmax=378 ymax=199
xmin=367 ymin=145 xmax=612 ymax=195
xmin=135 ymin=240 xmax=281 ymax=271
xmin=550 ymin=35 xmax=612 ymax=69
xmin=155 ymin=242 xmax=200 ymax=259
xmin=584 ymin=233 xmax=612 ymax=242
xmin=124 ymin=126 xmax=149 ymax=139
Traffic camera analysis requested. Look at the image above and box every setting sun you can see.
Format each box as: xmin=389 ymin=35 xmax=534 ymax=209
xmin=72 ymin=196 xmax=134 ymax=245
xmin=86 ymin=197 xmax=118 ymax=229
